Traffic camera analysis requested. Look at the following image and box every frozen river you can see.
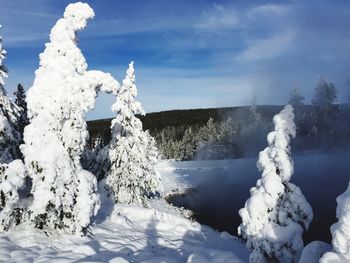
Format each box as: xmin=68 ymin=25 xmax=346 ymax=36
xmin=162 ymin=152 xmax=350 ymax=244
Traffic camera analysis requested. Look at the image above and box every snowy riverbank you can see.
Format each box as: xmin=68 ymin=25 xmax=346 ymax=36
xmin=1 ymin=152 xmax=348 ymax=262
xmin=0 ymin=197 xmax=249 ymax=262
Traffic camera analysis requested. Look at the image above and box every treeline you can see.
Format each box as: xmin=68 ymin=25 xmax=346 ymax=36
xmin=87 ymin=105 xmax=279 ymax=159
xmin=88 ymin=76 xmax=350 ymax=160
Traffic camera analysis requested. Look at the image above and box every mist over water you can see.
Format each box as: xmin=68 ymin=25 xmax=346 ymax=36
xmin=167 ymin=152 xmax=350 ymax=244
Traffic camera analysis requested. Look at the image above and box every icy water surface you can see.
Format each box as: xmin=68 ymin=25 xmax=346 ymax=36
xmin=167 ymin=153 xmax=350 ymax=244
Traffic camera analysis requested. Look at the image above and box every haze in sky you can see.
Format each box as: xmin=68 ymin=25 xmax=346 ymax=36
xmin=1 ymin=0 xmax=350 ymax=119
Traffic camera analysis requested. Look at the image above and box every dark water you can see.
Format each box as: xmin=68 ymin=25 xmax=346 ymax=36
xmin=166 ymin=153 xmax=350 ymax=244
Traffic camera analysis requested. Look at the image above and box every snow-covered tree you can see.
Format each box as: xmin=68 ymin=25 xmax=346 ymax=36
xmin=312 ymin=76 xmax=337 ymax=110
xmin=216 ymin=117 xmax=237 ymax=159
xmin=311 ymin=76 xmax=337 ymax=128
xmin=181 ymin=127 xmax=196 ymax=160
xmin=81 ymin=137 xmax=104 ymax=177
xmin=288 ymin=88 xmax=305 ymax=109
xmin=320 ymin=183 xmax=350 ymax=261
xmin=21 ymin=3 xmax=119 ymax=233
xmin=13 ymin=83 xmax=29 ymax=136
xmin=0 ymin=26 xmax=21 ymax=163
xmin=103 ymin=62 xmax=163 ymax=206
xmin=197 ymin=117 xmax=217 ymax=142
xmin=238 ymin=105 xmax=313 ymax=263
xmin=144 ymin=131 xmax=163 ymax=197
xmin=196 ymin=117 xmax=219 ymax=159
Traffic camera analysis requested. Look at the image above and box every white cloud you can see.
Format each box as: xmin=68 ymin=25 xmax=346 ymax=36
xmin=195 ymin=4 xmax=240 ymax=32
xmin=236 ymin=31 xmax=295 ymax=62
xmin=247 ymin=4 xmax=291 ymax=17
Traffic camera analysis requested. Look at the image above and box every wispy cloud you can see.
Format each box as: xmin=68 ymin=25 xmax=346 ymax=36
xmin=88 ymin=16 xmax=190 ymax=37
xmin=247 ymin=3 xmax=291 ymax=17
xmin=195 ymin=3 xmax=240 ymax=32
xmin=236 ymin=31 xmax=295 ymax=62
xmin=4 ymin=33 xmax=48 ymax=45
xmin=5 ymin=10 xmax=58 ymax=19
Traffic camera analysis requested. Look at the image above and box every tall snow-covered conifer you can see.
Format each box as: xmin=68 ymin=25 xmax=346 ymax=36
xmin=103 ymin=62 xmax=163 ymax=206
xmin=21 ymin=3 xmax=119 ymax=233
xmin=0 ymin=26 xmax=21 ymax=163
xmin=238 ymin=105 xmax=313 ymax=263
xmin=320 ymin=183 xmax=350 ymax=261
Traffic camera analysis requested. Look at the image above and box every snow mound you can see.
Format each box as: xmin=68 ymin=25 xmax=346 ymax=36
xmin=299 ymin=241 xmax=332 ymax=263
xmin=320 ymin=252 xmax=350 ymax=263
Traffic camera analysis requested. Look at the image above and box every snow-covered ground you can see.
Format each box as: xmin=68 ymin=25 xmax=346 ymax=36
xmin=1 ymin=152 xmax=348 ymax=262
xmin=0 ymin=203 xmax=248 ymax=262
xmin=0 ymin=160 xmax=250 ymax=263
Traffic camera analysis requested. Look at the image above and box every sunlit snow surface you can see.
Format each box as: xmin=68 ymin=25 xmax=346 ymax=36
xmin=0 ymin=204 xmax=249 ymax=262
xmin=1 ymin=153 xmax=349 ymax=262
xmin=0 ymin=161 xmax=248 ymax=262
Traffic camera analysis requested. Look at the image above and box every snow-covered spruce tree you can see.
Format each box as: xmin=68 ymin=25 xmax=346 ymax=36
xmin=196 ymin=117 xmax=219 ymax=160
xmin=144 ymin=130 xmax=163 ymax=197
xmin=320 ymin=183 xmax=350 ymax=261
xmin=81 ymin=137 xmax=104 ymax=175
xmin=238 ymin=105 xmax=313 ymax=263
xmin=21 ymin=3 xmax=119 ymax=233
xmin=103 ymin=62 xmax=163 ymax=206
xmin=217 ymin=117 xmax=237 ymax=159
xmin=0 ymin=26 xmax=21 ymax=163
xmin=181 ymin=127 xmax=196 ymax=160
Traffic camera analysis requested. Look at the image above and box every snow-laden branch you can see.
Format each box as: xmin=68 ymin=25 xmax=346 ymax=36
xmin=86 ymin=70 xmax=120 ymax=95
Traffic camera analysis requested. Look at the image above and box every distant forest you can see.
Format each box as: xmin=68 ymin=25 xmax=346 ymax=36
xmin=87 ymin=79 xmax=350 ymax=161
xmin=11 ymin=76 xmax=349 ymax=162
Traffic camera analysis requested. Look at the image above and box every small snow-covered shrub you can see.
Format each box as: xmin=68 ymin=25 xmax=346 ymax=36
xmin=0 ymin=160 xmax=26 ymax=231
xmin=238 ymin=105 xmax=313 ymax=263
xmin=21 ymin=2 xmax=119 ymax=233
xmin=103 ymin=62 xmax=163 ymax=206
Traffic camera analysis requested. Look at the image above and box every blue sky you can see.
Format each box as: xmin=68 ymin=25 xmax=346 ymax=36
xmin=1 ymin=0 xmax=350 ymax=120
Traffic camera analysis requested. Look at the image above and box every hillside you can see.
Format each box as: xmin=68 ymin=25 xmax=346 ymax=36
xmin=87 ymin=105 xmax=285 ymax=142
